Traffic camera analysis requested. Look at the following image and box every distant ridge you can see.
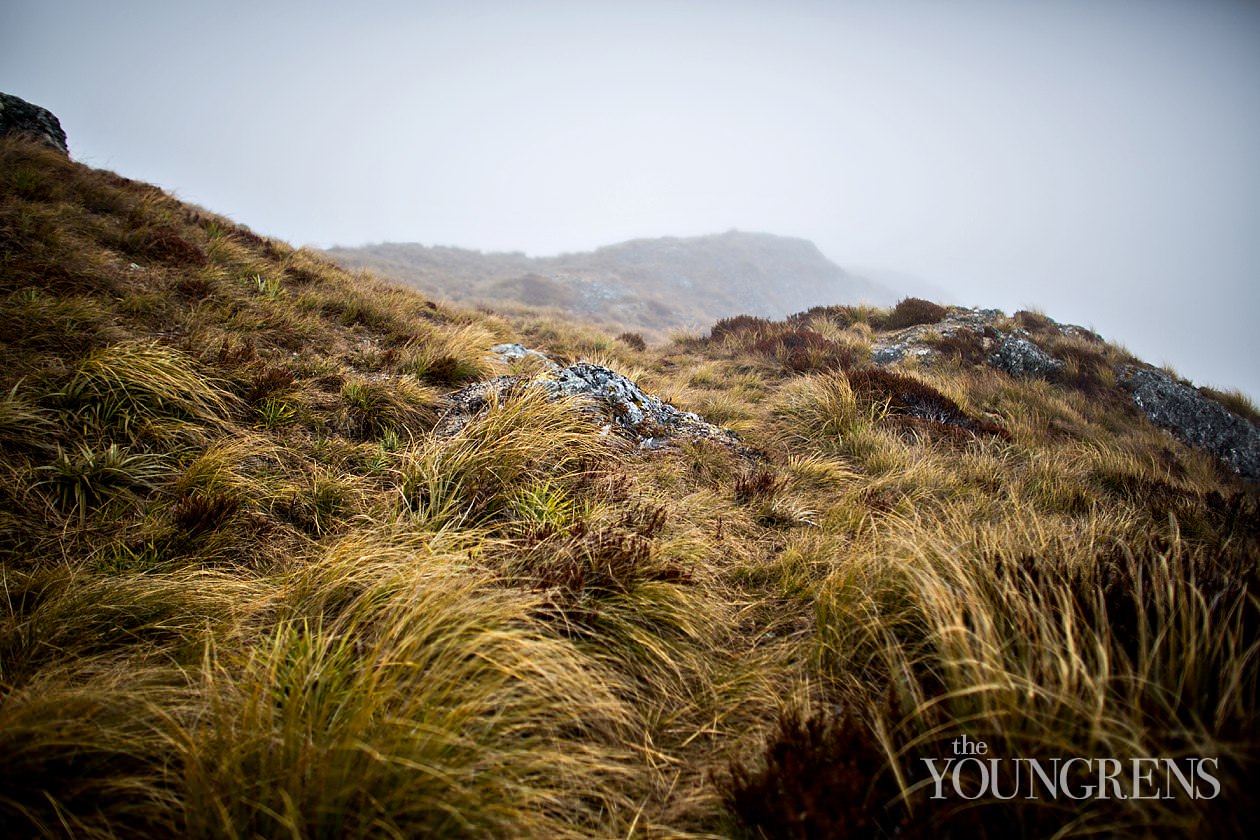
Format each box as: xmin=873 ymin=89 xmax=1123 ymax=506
xmin=324 ymin=231 xmax=897 ymax=339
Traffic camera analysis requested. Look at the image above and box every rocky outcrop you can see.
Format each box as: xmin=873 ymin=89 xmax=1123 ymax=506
xmin=0 ymin=93 xmax=68 ymax=155
xmin=1120 ymin=366 xmax=1260 ymax=481
xmin=544 ymin=362 xmax=743 ymax=450
xmin=443 ymin=351 xmax=750 ymax=454
xmin=871 ymin=308 xmax=1002 ymax=366
xmin=870 ymin=307 xmax=1069 ymax=382
xmin=988 ymin=330 xmax=1063 ymax=379
xmin=867 ymin=308 xmax=1259 ymax=477
xmin=489 ymin=343 xmax=557 ymax=368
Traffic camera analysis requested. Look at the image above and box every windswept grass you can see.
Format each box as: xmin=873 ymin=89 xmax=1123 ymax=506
xmin=57 ymin=340 xmax=236 ymax=439
xmin=1 ymin=134 xmax=1256 ymax=838
xmin=805 ymin=511 xmax=1258 ymax=836
xmin=180 ymin=554 xmax=637 ymax=839
xmin=396 ymin=388 xmax=605 ymax=530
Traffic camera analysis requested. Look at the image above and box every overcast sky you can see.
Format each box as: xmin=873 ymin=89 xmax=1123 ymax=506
xmin=4 ymin=0 xmax=1259 ymax=398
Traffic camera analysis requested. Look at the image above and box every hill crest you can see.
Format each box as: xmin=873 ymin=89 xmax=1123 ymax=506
xmin=324 ymin=230 xmax=897 ymax=338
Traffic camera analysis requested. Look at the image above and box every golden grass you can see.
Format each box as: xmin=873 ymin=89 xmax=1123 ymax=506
xmin=0 ymin=135 xmax=1256 ymax=837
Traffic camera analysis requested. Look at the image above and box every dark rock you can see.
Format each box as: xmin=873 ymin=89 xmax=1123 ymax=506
xmin=988 ymin=330 xmax=1063 ymax=379
xmin=0 ymin=92 xmax=68 ymax=155
xmin=1119 ymin=366 xmax=1260 ymax=481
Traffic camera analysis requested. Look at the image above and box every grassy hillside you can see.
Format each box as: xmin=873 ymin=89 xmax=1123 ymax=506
xmin=1 ymin=135 xmax=1258 ymax=838
xmin=324 ymin=232 xmax=896 ymax=342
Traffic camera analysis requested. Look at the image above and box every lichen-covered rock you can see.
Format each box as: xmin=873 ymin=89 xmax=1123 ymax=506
xmin=489 ymin=343 xmax=557 ymax=368
xmin=989 ymin=330 xmax=1063 ymax=379
xmin=541 ymin=362 xmax=705 ymax=436
xmin=0 ymin=92 xmax=68 ymax=155
xmin=871 ymin=307 xmax=1002 ymax=368
xmin=439 ymin=357 xmax=750 ymax=453
xmin=869 ymin=307 xmax=1082 ymax=383
xmin=1120 ymin=366 xmax=1260 ymax=481
xmin=871 ymin=343 xmax=936 ymax=366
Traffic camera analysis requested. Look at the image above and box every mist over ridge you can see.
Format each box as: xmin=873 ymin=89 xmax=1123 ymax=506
xmin=4 ymin=0 xmax=1258 ymax=397
xmin=326 ymin=230 xmax=899 ymax=339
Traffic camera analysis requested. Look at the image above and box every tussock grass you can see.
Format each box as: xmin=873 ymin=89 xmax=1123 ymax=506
xmin=397 ymin=389 xmax=605 ymax=530
xmin=0 ymin=667 xmax=188 ymax=837
xmin=58 ymin=340 xmax=235 ymax=438
xmin=180 ymin=560 xmax=637 ymax=839
xmin=1 ymin=135 xmax=1256 ymax=837
xmin=0 ymin=383 xmax=58 ymax=451
xmin=402 ymin=321 xmax=499 ymax=386
xmin=808 ymin=511 xmax=1258 ymax=836
xmin=338 ymin=375 xmax=438 ymax=442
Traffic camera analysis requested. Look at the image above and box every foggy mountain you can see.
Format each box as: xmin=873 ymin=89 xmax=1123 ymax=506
xmin=324 ymin=231 xmax=897 ymax=339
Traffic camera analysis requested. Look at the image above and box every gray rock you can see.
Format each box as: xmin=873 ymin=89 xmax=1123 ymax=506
xmin=871 ymin=343 xmax=937 ymax=366
xmin=870 ymin=307 xmax=1002 ymax=369
xmin=488 ymin=343 xmax=557 ymax=368
xmin=0 ymin=92 xmax=68 ymax=155
xmin=989 ymin=330 xmax=1063 ymax=379
xmin=439 ymin=357 xmax=749 ymax=453
xmin=871 ymin=345 xmax=907 ymax=365
xmin=541 ymin=362 xmax=707 ymax=434
xmin=1119 ymin=366 xmax=1260 ymax=481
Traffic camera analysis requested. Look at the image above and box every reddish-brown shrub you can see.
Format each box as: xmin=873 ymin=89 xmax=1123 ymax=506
xmin=174 ymin=274 xmax=215 ymax=300
xmin=617 ymin=331 xmax=647 ymax=351
xmin=882 ymin=297 xmax=947 ymax=330
xmin=710 ymin=314 xmax=773 ymax=341
xmin=170 ymin=490 xmax=239 ymax=536
xmin=750 ymin=327 xmax=848 ymax=373
xmin=724 ymin=709 xmax=916 ymax=839
xmin=1013 ymin=309 xmax=1056 ymax=333
xmin=787 ymin=305 xmax=868 ymax=328
xmin=1048 ymin=340 xmax=1129 ymax=408
xmin=241 ymin=363 xmax=296 ymax=406
xmin=733 ymin=465 xmax=783 ymax=501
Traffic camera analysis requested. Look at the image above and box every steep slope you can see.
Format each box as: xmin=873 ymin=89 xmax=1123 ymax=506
xmin=324 ymin=230 xmax=897 ymax=339
xmin=1 ymin=125 xmax=1259 ymax=839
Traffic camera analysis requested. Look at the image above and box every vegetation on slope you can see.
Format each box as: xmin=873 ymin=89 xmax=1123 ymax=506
xmin=1 ymin=136 xmax=1257 ymax=838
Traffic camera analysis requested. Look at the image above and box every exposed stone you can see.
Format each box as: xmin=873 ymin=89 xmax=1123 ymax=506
xmin=871 ymin=307 xmax=1001 ymax=369
xmin=869 ymin=307 xmax=1083 ymax=384
xmin=1119 ymin=366 xmax=1260 ymax=481
xmin=871 ymin=343 xmax=936 ymax=366
xmin=488 ymin=343 xmax=558 ymax=368
xmin=438 ymin=357 xmax=750 ymax=453
xmin=543 ymin=361 xmax=701 ymax=431
xmin=988 ymin=330 xmax=1063 ymax=379
xmin=0 ymin=92 xmax=68 ymax=155
xmin=1061 ymin=324 xmax=1104 ymax=344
